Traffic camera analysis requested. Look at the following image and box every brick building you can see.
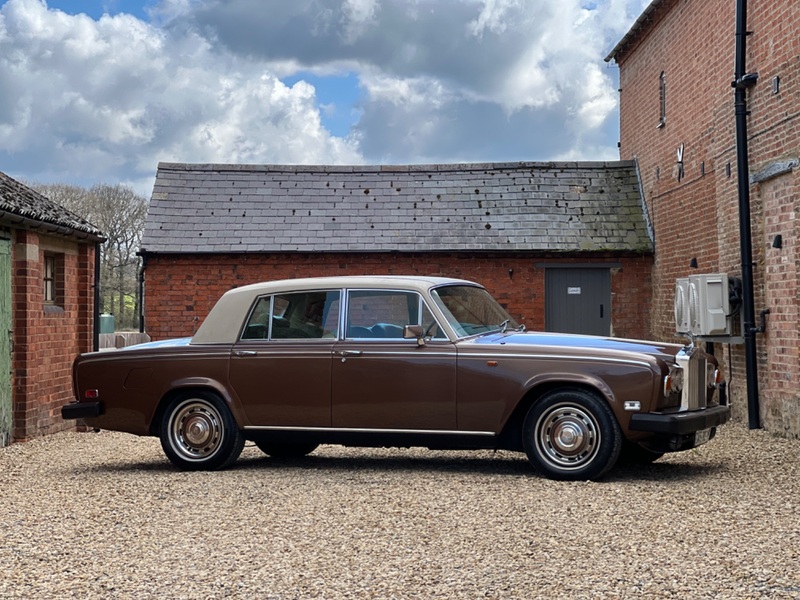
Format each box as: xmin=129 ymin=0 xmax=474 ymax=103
xmin=140 ymin=161 xmax=654 ymax=342
xmin=0 ymin=171 xmax=103 ymax=445
xmin=606 ymin=0 xmax=800 ymax=435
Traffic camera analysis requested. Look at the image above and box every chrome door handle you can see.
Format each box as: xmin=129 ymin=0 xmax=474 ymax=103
xmin=338 ymin=349 xmax=362 ymax=363
xmin=235 ymin=350 xmax=258 ymax=357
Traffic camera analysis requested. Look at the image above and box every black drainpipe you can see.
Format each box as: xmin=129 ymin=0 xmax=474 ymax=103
xmin=733 ymin=0 xmax=761 ymax=429
xmin=138 ymin=253 xmax=147 ymax=334
xmin=93 ymin=241 xmax=101 ymax=352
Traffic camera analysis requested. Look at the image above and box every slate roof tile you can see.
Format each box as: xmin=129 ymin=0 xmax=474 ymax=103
xmin=141 ymin=161 xmax=653 ymax=254
xmin=1 ymin=170 xmax=103 ymax=240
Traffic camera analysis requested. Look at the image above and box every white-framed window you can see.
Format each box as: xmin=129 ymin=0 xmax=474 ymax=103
xmin=43 ymin=254 xmax=56 ymax=303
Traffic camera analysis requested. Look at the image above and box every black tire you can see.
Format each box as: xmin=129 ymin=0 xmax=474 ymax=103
xmin=618 ymin=440 xmax=664 ymax=465
xmin=522 ymin=388 xmax=622 ymax=481
xmin=255 ymin=441 xmax=319 ymax=458
xmin=159 ymin=391 xmax=244 ymax=471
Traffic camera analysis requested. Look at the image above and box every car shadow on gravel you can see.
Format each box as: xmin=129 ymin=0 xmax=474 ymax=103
xmin=63 ymin=452 xmax=531 ymax=477
xmin=67 ymin=448 xmax=727 ymax=482
xmin=237 ymin=451 xmax=727 ymax=482
xmin=236 ymin=451 xmax=536 ymax=477
xmin=608 ymin=460 xmax=728 ymax=482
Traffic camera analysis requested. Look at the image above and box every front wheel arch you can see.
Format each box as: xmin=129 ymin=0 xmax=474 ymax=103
xmin=497 ymin=381 xmax=615 ymax=452
xmin=521 ymin=387 xmax=622 ymax=481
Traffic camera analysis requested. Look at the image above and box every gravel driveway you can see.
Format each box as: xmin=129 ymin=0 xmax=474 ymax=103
xmin=1 ymin=423 xmax=799 ymax=599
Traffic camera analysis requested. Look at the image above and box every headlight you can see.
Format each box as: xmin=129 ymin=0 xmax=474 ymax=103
xmin=663 ymin=365 xmax=684 ymax=396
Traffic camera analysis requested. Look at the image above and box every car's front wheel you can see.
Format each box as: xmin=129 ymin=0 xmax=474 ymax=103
xmin=522 ymin=388 xmax=622 ymax=481
xmin=160 ymin=391 xmax=244 ymax=471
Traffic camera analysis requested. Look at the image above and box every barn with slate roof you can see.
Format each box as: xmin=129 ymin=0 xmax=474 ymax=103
xmin=0 ymin=170 xmax=103 ymax=445
xmin=140 ymin=161 xmax=654 ymax=340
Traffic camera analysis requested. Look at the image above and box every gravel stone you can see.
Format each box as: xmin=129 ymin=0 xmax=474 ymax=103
xmin=1 ymin=423 xmax=799 ymax=599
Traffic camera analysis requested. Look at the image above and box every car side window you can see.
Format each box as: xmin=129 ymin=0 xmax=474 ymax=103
xmin=241 ymin=290 xmax=341 ymax=340
xmin=346 ymin=290 xmax=445 ymax=340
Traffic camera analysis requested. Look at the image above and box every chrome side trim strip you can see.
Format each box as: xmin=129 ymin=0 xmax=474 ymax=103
xmin=459 ymin=353 xmax=652 ymax=368
xmin=243 ymin=425 xmax=496 ymax=437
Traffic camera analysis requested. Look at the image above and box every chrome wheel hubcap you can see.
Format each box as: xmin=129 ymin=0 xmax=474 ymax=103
xmin=170 ymin=400 xmax=223 ymax=461
xmin=536 ymin=403 xmax=600 ymax=470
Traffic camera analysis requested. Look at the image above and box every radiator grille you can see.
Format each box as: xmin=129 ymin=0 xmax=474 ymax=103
xmin=681 ymin=352 xmax=708 ymax=411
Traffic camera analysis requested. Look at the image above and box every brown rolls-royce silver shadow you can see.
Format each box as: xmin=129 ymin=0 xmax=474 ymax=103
xmin=62 ymin=276 xmax=730 ymax=481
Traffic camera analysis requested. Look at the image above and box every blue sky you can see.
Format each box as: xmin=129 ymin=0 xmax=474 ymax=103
xmin=0 ymin=0 xmax=648 ymax=195
xmin=44 ymin=0 xmax=151 ymax=19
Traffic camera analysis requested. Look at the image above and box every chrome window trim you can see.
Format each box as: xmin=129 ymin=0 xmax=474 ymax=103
xmin=239 ymin=289 xmax=343 ymax=342
xmin=342 ymin=288 xmax=446 ymax=341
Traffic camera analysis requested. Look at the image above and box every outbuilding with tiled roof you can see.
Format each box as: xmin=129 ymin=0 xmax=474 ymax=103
xmin=1 ymin=170 xmax=103 ymax=446
xmin=140 ymin=161 xmax=655 ymax=341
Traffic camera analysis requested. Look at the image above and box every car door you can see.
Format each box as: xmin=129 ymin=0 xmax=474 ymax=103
xmin=331 ymin=289 xmax=457 ymax=430
xmin=229 ymin=289 xmax=340 ymax=427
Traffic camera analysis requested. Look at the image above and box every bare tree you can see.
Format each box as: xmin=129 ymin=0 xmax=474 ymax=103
xmin=33 ymin=183 xmax=148 ymax=331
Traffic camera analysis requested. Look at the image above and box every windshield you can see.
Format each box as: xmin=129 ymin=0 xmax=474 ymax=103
xmin=431 ymin=285 xmax=520 ymax=338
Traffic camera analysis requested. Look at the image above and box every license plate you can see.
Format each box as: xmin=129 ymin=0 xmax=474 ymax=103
xmin=694 ymin=428 xmax=711 ymax=447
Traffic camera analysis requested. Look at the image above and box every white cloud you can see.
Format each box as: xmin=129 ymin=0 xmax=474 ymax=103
xmin=467 ymin=0 xmax=521 ymax=38
xmin=341 ymin=0 xmax=379 ymax=43
xmin=0 ymin=0 xmax=361 ymax=192
xmin=0 ymin=0 xmax=653 ymax=192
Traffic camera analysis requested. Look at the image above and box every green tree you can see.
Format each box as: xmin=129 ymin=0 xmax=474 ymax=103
xmin=33 ymin=183 xmax=148 ymax=330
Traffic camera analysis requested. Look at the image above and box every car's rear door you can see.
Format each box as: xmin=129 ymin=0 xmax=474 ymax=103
xmin=331 ymin=289 xmax=457 ymax=430
xmin=229 ymin=289 xmax=340 ymax=427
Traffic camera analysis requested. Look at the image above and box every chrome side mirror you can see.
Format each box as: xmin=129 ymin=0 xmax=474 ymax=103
xmin=403 ymin=324 xmax=426 ymax=347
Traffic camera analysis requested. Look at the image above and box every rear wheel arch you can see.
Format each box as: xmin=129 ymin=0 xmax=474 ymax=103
xmin=158 ymin=388 xmax=245 ymax=470
xmin=149 ymin=384 xmax=240 ymax=436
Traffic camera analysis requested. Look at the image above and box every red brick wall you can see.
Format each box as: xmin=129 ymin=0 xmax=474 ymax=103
xmin=615 ymin=0 xmax=800 ymax=434
xmin=12 ymin=230 xmax=96 ymax=441
xmin=143 ymin=252 xmax=653 ymax=341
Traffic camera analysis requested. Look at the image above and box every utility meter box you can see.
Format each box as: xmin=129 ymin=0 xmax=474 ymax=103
xmin=687 ymin=273 xmax=731 ymax=336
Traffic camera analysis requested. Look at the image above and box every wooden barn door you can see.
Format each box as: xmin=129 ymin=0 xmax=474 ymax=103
xmin=0 ymin=235 xmax=11 ymax=447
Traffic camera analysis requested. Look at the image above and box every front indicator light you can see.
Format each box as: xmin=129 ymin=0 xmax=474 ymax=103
xmin=708 ymin=368 xmax=723 ymax=389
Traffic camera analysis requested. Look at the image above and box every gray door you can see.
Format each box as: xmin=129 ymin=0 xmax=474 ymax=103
xmin=0 ymin=235 xmax=11 ymax=447
xmin=545 ymin=268 xmax=611 ymax=336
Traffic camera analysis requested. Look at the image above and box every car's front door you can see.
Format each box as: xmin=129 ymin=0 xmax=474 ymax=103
xmin=229 ymin=290 xmax=341 ymax=427
xmin=331 ymin=289 xmax=457 ymax=430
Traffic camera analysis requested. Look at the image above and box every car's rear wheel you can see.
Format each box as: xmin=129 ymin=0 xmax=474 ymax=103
xmin=254 ymin=441 xmax=319 ymax=458
xmin=522 ymin=388 xmax=622 ymax=481
xmin=160 ymin=391 xmax=244 ymax=470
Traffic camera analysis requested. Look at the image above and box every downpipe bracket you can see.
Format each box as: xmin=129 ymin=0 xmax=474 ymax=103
xmin=750 ymin=308 xmax=770 ymax=334
xmin=732 ymin=72 xmax=759 ymax=90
